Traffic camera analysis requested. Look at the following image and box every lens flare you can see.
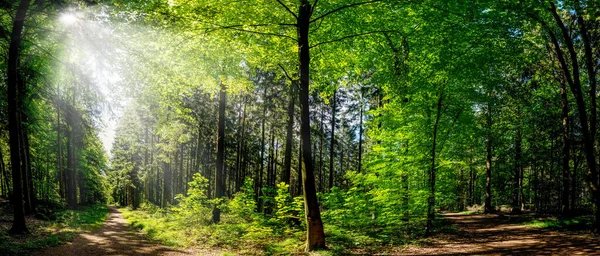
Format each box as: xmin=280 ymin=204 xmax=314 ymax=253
xmin=60 ymin=13 xmax=77 ymax=25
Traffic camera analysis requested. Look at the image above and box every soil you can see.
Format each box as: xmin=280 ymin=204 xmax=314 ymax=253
xmin=398 ymin=212 xmax=600 ymax=255
xmin=34 ymin=206 xmax=194 ymax=256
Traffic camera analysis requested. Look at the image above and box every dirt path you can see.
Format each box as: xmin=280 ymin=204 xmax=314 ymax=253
xmin=35 ymin=206 xmax=191 ymax=256
xmin=400 ymin=212 xmax=600 ymax=255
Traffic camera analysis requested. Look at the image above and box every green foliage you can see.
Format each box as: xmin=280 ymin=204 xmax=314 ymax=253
xmin=0 ymin=204 xmax=108 ymax=254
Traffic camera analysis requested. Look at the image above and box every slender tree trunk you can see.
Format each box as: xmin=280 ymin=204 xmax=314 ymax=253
xmin=425 ymin=91 xmax=443 ymax=236
xmin=484 ymin=99 xmax=493 ymax=214
xmin=296 ymin=136 xmax=303 ymax=197
xmin=6 ymin=0 xmax=30 ymax=235
xmin=358 ymin=95 xmax=364 ymax=173
xmin=283 ymin=83 xmax=295 ymax=186
xmin=257 ymin=86 xmax=267 ymax=211
xmin=212 ymin=83 xmax=226 ymax=223
xmin=19 ymin=116 xmax=34 ymax=213
xmin=329 ymin=89 xmax=336 ymax=191
xmin=0 ymin=148 xmax=6 ymax=198
xmin=559 ymin=80 xmax=571 ymax=215
xmin=318 ymin=107 xmax=324 ymax=192
xmin=298 ymin=0 xmax=326 ymax=249
xmin=512 ymin=127 xmax=523 ymax=214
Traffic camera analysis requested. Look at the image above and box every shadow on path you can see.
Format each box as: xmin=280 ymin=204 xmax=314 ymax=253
xmin=401 ymin=212 xmax=600 ymax=255
xmin=35 ymin=206 xmax=189 ymax=256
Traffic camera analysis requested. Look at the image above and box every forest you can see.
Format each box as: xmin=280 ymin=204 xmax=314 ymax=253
xmin=0 ymin=0 xmax=599 ymax=255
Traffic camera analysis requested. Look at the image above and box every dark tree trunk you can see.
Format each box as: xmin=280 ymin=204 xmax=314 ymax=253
xmin=212 ymin=83 xmax=226 ymax=223
xmin=547 ymin=3 xmax=599 ymax=231
xmin=484 ymin=100 xmax=493 ymax=214
xmin=560 ymin=80 xmax=570 ymax=215
xmin=257 ymin=86 xmax=267 ymax=211
xmin=328 ymin=89 xmax=336 ymax=191
xmin=296 ymin=135 xmax=303 ymax=197
xmin=162 ymin=158 xmax=170 ymax=208
xmin=7 ymin=0 xmax=31 ymax=235
xmin=318 ymin=107 xmax=324 ymax=192
xmin=425 ymin=91 xmax=443 ymax=236
xmin=297 ymin=0 xmax=326 ymax=250
xmin=0 ymin=148 xmax=6 ymax=198
xmin=66 ymin=128 xmax=77 ymax=209
xmin=512 ymin=127 xmax=523 ymax=214
xmin=283 ymin=83 xmax=295 ymax=186
xmin=358 ymin=95 xmax=364 ymax=173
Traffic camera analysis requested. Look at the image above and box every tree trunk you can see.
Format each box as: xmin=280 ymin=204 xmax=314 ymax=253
xmin=358 ymin=94 xmax=364 ymax=173
xmin=283 ymin=82 xmax=295 ymax=186
xmin=512 ymin=127 xmax=523 ymax=214
xmin=560 ymin=80 xmax=570 ymax=215
xmin=298 ymin=0 xmax=326 ymax=250
xmin=547 ymin=3 xmax=599 ymax=231
xmin=257 ymin=86 xmax=267 ymax=211
xmin=328 ymin=89 xmax=336 ymax=191
xmin=7 ymin=0 xmax=31 ymax=235
xmin=425 ymin=91 xmax=443 ymax=236
xmin=212 ymin=83 xmax=226 ymax=223
xmin=484 ymin=99 xmax=493 ymax=214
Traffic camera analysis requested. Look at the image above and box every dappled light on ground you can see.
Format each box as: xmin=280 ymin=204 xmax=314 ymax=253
xmin=400 ymin=213 xmax=600 ymax=255
xmin=36 ymin=207 xmax=189 ymax=256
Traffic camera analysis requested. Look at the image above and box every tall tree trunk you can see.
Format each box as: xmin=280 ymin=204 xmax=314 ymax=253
xmin=66 ymin=126 xmax=77 ymax=209
xmin=162 ymin=157 xmax=170 ymax=208
xmin=257 ymin=86 xmax=267 ymax=211
xmin=297 ymin=0 xmax=326 ymax=250
xmin=212 ymin=83 xmax=226 ymax=223
xmin=484 ymin=99 xmax=493 ymax=214
xmin=318 ymin=107 xmax=324 ymax=192
xmin=296 ymin=136 xmax=303 ymax=197
xmin=328 ymin=89 xmax=336 ymax=191
xmin=0 ymin=148 xmax=6 ymax=198
xmin=358 ymin=95 xmax=364 ymax=173
xmin=560 ymin=80 xmax=570 ymax=215
xmin=19 ymin=116 xmax=34 ymax=214
xmin=7 ymin=0 xmax=31 ymax=235
xmin=547 ymin=3 xmax=599 ymax=231
xmin=283 ymin=83 xmax=295 ymax=186
xmin=425 ymin=91 xmax=443 ymax=236
xmin=512 ymin=127 xmax=523 ymax=214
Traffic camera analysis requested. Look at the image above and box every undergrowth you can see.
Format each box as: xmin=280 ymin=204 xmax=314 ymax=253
xmin=121 ymin=176 xmax=445 ymax=255
xmin=525 ymin=216 xmax=593 ymax=230
xmin=0 ymin=204 xmax=109 ymax=254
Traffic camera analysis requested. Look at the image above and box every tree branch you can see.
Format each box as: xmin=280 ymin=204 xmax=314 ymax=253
xmin=276 ymin=0 xmax=298 ymax=19
xmin=278 ymin=63 xmax=296 ymax=82
xmin=310 ymin=0 xmax=381 ymax=23
xmin=206 ymin=24 xmax=297 ymax=42
xmin=310 ymin=30 xmax=397 ymax=48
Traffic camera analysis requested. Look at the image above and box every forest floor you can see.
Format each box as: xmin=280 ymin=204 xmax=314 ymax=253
xmin=396 ymin=212 xmax=600 ymax=255
xmin=35 ymin=206 xmax=196 ymax=256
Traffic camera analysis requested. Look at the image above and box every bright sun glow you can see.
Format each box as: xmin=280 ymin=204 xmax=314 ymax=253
xmin=60 ymin=13 xmax=78 ymax=25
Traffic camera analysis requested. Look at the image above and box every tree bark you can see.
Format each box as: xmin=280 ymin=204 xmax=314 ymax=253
xmin=328 ymin=89 xmax=336 ymax=191
xmin=425 ymin=91 xmax=443 ymax=236
xmin=212 ymin=83 xmax=226 ymax=223
xmin=7 ymin=0 xmax=31 ymax=234
xmin=484 ymin=99 xmax=493 ymax=214
xmin=298 ymin=0 xmax=326 ymax=250
xmin=512 ymin=126 xmax=523 ymax=214
xmin=560 ymin=80 xmax=570 ymax=215
xmin=283 ymin=82 xmax=296 ymax=186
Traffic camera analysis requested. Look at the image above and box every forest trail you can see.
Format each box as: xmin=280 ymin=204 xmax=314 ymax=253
xmin=401 ymin=212 xmax=600 ymax=255
xmin=35 ymin=206 xmax=191 ymax=256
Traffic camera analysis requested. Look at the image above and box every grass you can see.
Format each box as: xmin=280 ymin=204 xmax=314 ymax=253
xmin=525 ymin=215 xmax=592 ymax=230
xmin=120 ymin=204 xmax=449 ymax=256
xmin=0 ymin=204 xmax=109 ymax=254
